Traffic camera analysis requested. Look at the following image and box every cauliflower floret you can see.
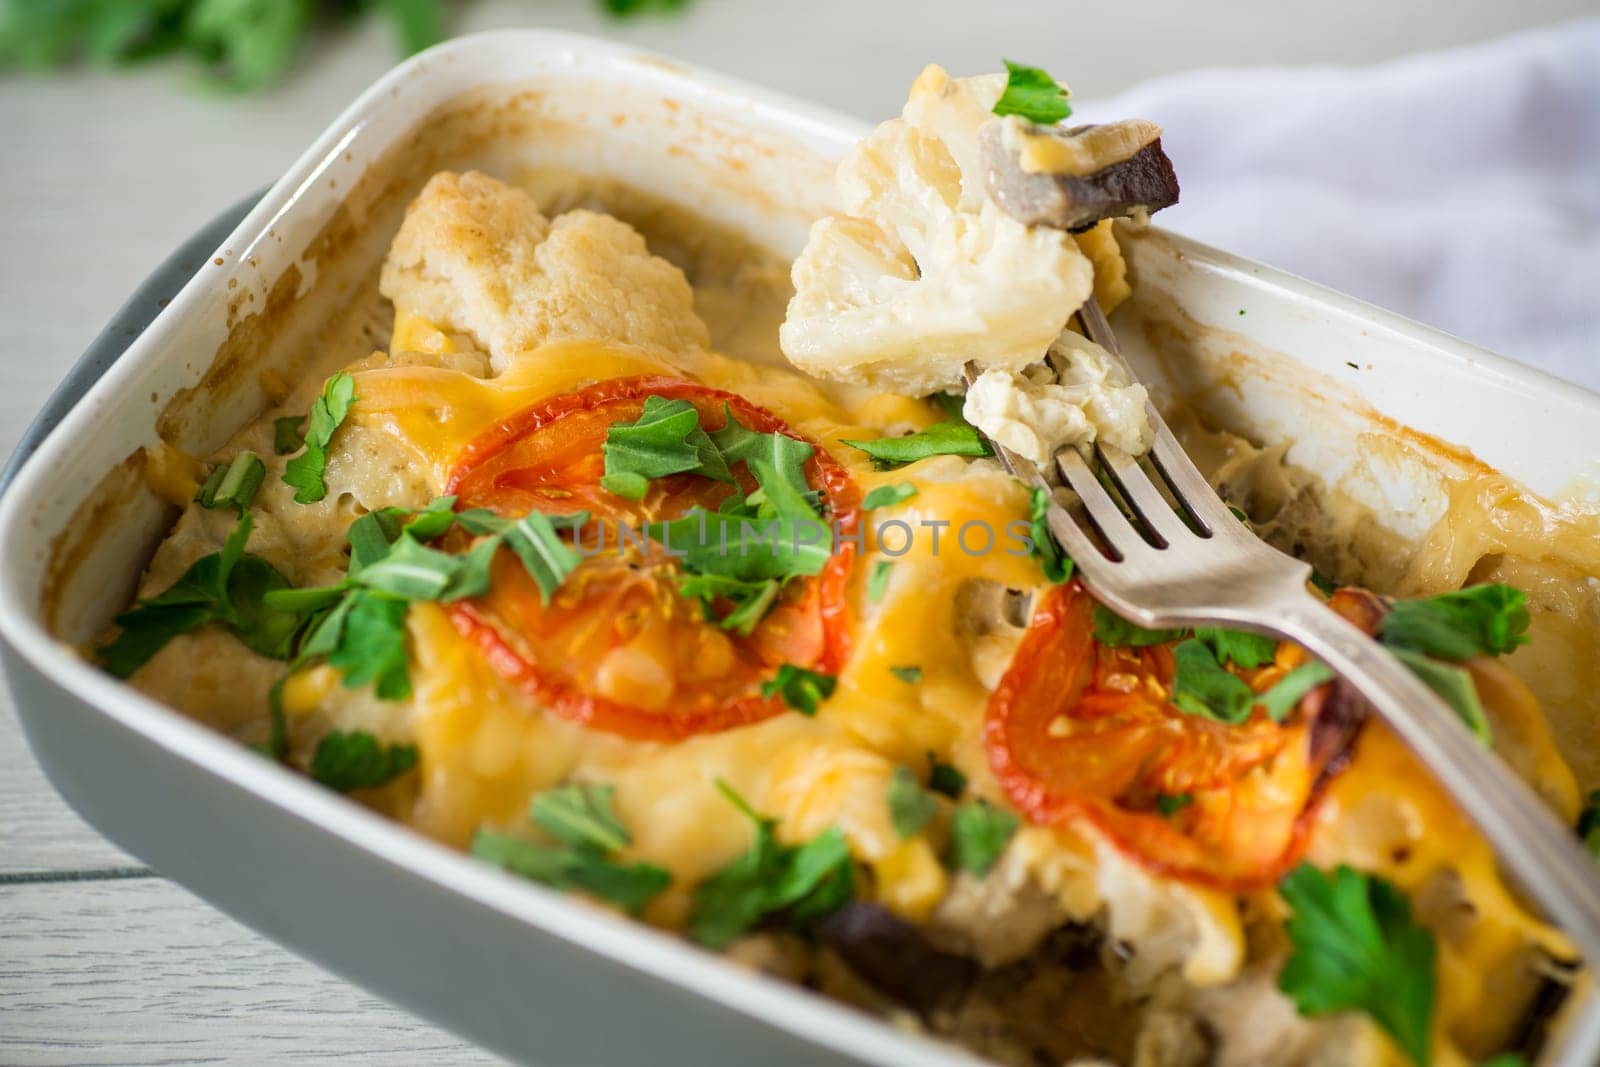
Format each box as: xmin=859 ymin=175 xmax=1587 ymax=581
xmin=379 ymin=170 xmax=708 ymax=374
xmin=964 ymin=331 xmax=1154 ymax=464
xmin=780 ymin=66 xmax=1093 ymax=396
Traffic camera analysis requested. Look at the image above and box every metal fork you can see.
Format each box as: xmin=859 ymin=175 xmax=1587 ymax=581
xmin=965 ymin=299 xmax=1600 ymax=988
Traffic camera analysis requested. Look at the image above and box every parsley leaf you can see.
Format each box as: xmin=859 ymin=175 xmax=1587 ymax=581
xmin=471 ymin=830 xmax=670 ymax=915
xmin=1195 ymin=627 xmax=1278 ymax=669
xmin=309 ymin=729 xmax=418 ymax=792
xmin=97 ymin=515 xmax=303 ymax=677
xmin=1390 ymin=648 xmax=1491 ymax=744
xmin=861 ymin=483 xmax=918 ymax=510
xmin=688 ymin=782 xmax=854 ymax=948
xmin=1169 ymin=637 xmax=1258 ymax=724
xmin=1092 ymin=605 xmax=1184 ymax=647
xmin=1029 ymin=486 xmax=1073 ymax=584
xmin=1155 ymin=792 xmax=1193 ymax=817
xmin=273 ymin=414 xmax=307 ymax=455
xmin=1256 ymin=662 xmax=1335 ymax=722
xmin=947 ymin=800 xmax=1018 ymax=876
xmin=603 ymin=395 xmax=732 ymax=488
xmin=887 ymin=766 xmax=938 ymax=839
xmin=867 ymin=560 xmax=894 ymax=604
xmin=840 ymin=419 xmax=989 ymax=470
xmin=324 ymin=589 xmax=411 ymax=700
xmin=1380 ymin=583 xmax=1531 ymax=661
xmin=889 ymin=665 xmax=922 ymax=683
xmin=195 ymin=451 xmax=266 ymax=512
xmin=472 ymin=780 xmax=669 ymax=914
xmin=927 ymin=755 xmax=967 ymax=799
xmin=531 ymin=783 xmax=632 ymax=854
xmin=992 ymin=59 xmax=1073 ymax=125
xmin=499 ymin=513 xmax=583 ymax=604
xmin=1278 ymin=863 xmax=1435 ymax=1066
xmin=282 ymin=372 xmax=356 ymax=504
xmin=761 ymin=664 xmax=836 ymax=715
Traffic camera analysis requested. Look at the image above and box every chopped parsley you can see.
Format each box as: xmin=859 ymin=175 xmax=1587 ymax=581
xmin=531 ymin=782 xmax=634 ymax=853
xmin=887 ymin=767 xmax=938 ymax=839
xmin=1029 ymin=486 xmax=1073 ymax=584
xmin=195 ymin=451 xmax=265 ymax=512
xmin=1169 ymin=638 xmax=1258 ymax=724
xmin=1195 ymin=627 xmax=1278 ymax=669
xmin=273 ymin=414 xmax=307 ymax=455
xmin=867 ymin=560 xmax=894 ymax=604
xmin=861 ymin=482 xmax=918 ymax=510
xmin=1389 ymin=648 xmax=1491 ymax=744
xmin=1092 ymin=605 xmax=1184 ymax=647
xmin=689 ymin=781 xmax=853 ymax=948
xmin=927 ymin=755 xmax=967 ymax=799
xmin=309 ymin=730 xmax=418 ymax=792
xmin=761 ymin=664 xmax=836 ymax=715
xmin=1257 ymin=662 xmax=1336 ymax=722
xmin=471 ymin=781 xmax=669 ymax=915
xmin=1155 ymin=792 xmax=1193 ymax=817
xmin=991 ymin=60 xmax=1072 ymax=125
xmin=947 ymin=799 xmax=1018 ymax=876
xmin=840 ymin=418 xmax=989 ymax=470
xmin=97 ymin=515 xmax=304 ymax=677
xmin=282 ymin=372 xmax=356 ymax=504
xmin=1380 ymin=583 xmax=1531 ymax=661
xmin=602 ymin=395 xmax=733 ymax=494
xmin=1277 ymin=863 xmax=1435 ymax=1066
xmin=888 ymin=665 xmax=922 ymax=684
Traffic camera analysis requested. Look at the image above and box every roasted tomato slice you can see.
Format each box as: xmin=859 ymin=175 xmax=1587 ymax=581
xmin=445 ymin=375 xmax=859 ymax=742
xmin=985 ymin=581 xmax=1361 ymax=889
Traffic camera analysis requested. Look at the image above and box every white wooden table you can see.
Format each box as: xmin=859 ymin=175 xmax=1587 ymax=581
xmin=1 ymin=0 xmax=1592 ymax=1061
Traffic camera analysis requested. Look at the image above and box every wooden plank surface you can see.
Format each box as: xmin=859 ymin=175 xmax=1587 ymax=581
xmin=0 ymin=878 xmax=497 ymax=1066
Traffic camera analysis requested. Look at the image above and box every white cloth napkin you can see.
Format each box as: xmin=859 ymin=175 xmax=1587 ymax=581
xmin=1078 ymin=19 xmax=1600 ymax=391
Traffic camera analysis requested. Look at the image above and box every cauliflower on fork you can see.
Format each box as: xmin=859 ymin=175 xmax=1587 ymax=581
xmin=780 ymin=64 xmax=1173 ymax=463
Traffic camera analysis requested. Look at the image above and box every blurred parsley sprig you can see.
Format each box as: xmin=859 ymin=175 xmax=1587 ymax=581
xmin=0 ymin=0 xmax=688 ymax=92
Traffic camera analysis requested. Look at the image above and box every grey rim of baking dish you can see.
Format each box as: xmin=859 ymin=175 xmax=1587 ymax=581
xmin=0 ymin=190 xmax=263 ymax=496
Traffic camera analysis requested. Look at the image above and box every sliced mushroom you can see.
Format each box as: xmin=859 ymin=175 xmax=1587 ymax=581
xmin=981 ymin=117 xmax=1180 ymax=232
xmin=815 ymin=902 xmax=980 ymax=1016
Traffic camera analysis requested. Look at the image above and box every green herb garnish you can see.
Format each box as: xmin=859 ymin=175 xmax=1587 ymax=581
xmin=1380 ymin=583 xmax=1531 ymax=661
xmin=887 ymin=767 xmax=938 ymax=839
xmin=991 ymin=60 xmax=1072 ymax=125
xmin=927 ymin=755 xmax=967 ymax=799
xmin=1092 ymin=604 xmax=1184 ymax=647
xmin=841 ymin=420 xmax=989 ymax=470
xmin=282 ymin=372 xmax=355 ymax=504
xmin=195 ymin=451 xmax=265 ymax=512
xmin=1277 ymin=863 xmax=1435 ymax=1066
xmin=861 ymin=483 xmax=918 ymax=510
xmin=531 ymin=782 xmax=634 ymax=854
xmin=888 ymin=665 xmax=922 ymax=684
xmin=0 ymin=0 xmax=688 ymax=93
xmin=947 ymin=800 xmax=1018 ymax=876
xmin=689 ymin=781 xmax=853 ymax=948
xmin=1257 ymin=662 xmax=1336 ymax=722
xmin=1155 ymin=792 xmax=1193 ymax=817
xmin=309 ymin=729 xmax=418 ymax=792
xmin=471 ymin=780 xmax=669 ymax=915
xmin=97 ymin=515 xmax=303 ymax=676
xmin=1389 ymin=648 xmax=1490 ymax=744
xmin=867 ymin=560 xmax=894 ymax=604
xmin=1029 ymin=485 xmax=1073 ymax=584
xmin=273 ymin=414 xmax=307 ymax=455
xmin=1195 ymin=627 xmax=1278 ymax=669
xmin=761 ymin=664 xmax=836 ymax=715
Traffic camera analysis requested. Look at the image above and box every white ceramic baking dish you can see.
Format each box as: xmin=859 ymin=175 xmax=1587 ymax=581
xmin=3 ymin=30 xmax=1599 ymax=1067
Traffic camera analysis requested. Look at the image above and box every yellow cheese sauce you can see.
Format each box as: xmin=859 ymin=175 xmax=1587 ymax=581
xmin=117 ymin=173 xmax=1595 ymax=1067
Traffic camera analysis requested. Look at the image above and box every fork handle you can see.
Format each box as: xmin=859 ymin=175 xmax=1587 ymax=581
xmin=1273 ymin=592 xmax=1600 ymax=964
